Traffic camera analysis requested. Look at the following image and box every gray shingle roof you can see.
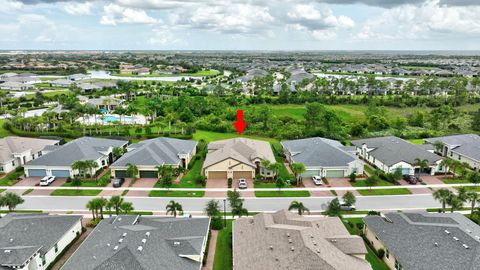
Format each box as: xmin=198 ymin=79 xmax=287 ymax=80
xmin=425 ymin=134 xmax=480 ymax=162
xmin=0 ymin=213 xmax=81 ymax=268
xmin=351 ymin=136 xmax=441 ymax=166
xmin=62 ymin=216 xmax=210 ymax=270
xmin=26 ymin=137 xmax=128 ymax=167
xmin=281 ymin=137 xmax=356 ymax=167
xmin=0 ymin=136 xmax=59 ymax=164
xmin=364 ymin=212 xmax=480 ymax=270
xmin=234 ymin=210 xmax=371 ymax=270
xmin=111 ymin=138 xmax=196 ymax=167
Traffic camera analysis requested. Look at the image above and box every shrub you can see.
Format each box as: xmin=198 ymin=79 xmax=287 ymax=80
xmin=377 ymin=248 xmax=385 ymax=259
xmin=368 ymin=211 xmax=381 ymax=216
xmin=210 ymin=217 xmax=224 ymax=230
xmin=227 ymin=178 xmax=232 ymax=188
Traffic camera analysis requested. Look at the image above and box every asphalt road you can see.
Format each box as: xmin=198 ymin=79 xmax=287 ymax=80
xmin=17 ymin=194 xmax=441 ymax=212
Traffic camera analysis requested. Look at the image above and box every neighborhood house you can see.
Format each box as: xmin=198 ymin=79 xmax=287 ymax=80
xmin=0 ymin=213 xmax=82 ymax=270
xmin=425 ymin=134 xmax=480 ymax=170
xmin=233 ymin=210 xmax=372 ymax=270
xmin=110 ymin=137 xmax=197 ymax=179
xmin=364 ymin=212 xmax=480 ymax=270
xmin=202 ymin=138 xmax=276 ymax=181
xmin=351 ymin=136 xmax=443 ymax=175
xmin=24 ymin=137 xmax=128 ymax=178
xmin=281 ymin=137 xmax=364 ymax=178
xmin=0 ymin=136 xmax=60 ymax=174
xmin=61 ymin=215 xmax=210 ymax=270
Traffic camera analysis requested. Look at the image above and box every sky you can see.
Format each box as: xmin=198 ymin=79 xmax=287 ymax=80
xmin=1 ymin=0 xmax=480 ymax=50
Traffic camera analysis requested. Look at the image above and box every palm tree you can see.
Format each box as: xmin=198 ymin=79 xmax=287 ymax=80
xmin=112 ymin=147 xmax=125 ymax=161
xmin=71 ymin=160 xmax=86 ymax=179
xmin=97 ymin=197 xmax=108 ymax=219
xmin=268 ymin=162 xmax=283 ymax=181
xmin=2 ymin=192 xmax=24 ymax=212
xmin=291 ymin=162 xmax=306 ymax=186
xmin=414 ymin=158 xmax=429 ymax=176
xmin=439 ymin=158 xmax=451 ymax=176
xmin=120 ymin=201 xmax=134 ymax=214
xmin=109 ymin=196 xmax=124 ymax=216
xmin=84 ymin=160 xmax=97 ymax=179
xmin=86 ymin=199 xmax=98 ymax=220
xmin=126 ymin=163 xmax=139 ymax=181
xmin=465 ymin=192 xmax=480 ymax=215
xmin=433 ymin=188 xmax=453 ymax=213
xmin=432 ymin=141 xmax=445 ymax=154
xmin=166 ymin=200 xmax=183 ymax=217
xmin=288 ymin=200 xmax=310 ymax=215
xmin=261 ymin=160 xmax=271 ymax=180
xmin=204 ymin=200 xmax=221 ymax=217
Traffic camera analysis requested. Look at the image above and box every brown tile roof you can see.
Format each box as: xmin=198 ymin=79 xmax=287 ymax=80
xmin=233 ymin=210 xmax=371 ymax=270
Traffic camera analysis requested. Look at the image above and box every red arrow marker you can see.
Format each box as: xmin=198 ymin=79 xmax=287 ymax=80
xmin=233 ymin=110 xmax=247 ymax=135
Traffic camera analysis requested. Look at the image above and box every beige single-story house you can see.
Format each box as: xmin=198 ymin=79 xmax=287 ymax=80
xmin=0 ymin=136 xmax=60 ymax=174
xmin=202 ymin=138 xmax=276 ymax=181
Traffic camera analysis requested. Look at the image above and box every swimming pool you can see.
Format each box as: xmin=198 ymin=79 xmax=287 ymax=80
xmin=100 ymin=115 xmax=135 ymax=123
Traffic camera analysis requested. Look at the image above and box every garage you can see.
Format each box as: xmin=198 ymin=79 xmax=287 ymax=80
xmin=233 ymin=171 xmax=253 ymax=180
xmin=139 ymin=170 xmax=157 ymax=178
xmin=207 ymin=171 xmax=227 ymax=180
xmin=301 ymin=170 xmax=321 ymax=178
xmin=51 ymin=170 xmax=71 ymax=178
xmin=27 ymin=169 xmax=47 ymax=177
xmin=401 ymin=168 xmax=410 ymax=175
xmin=325 ymin=170 xmax=345 ymax=178
xmin=114 ymin=170 xmax=127 ymax=178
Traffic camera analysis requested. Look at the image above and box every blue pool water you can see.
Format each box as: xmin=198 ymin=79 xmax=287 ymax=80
xmin=100 ymin=115 xmax=134 ymax=123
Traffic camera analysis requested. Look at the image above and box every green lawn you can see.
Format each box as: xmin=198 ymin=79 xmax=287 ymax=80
xmin=0 ymin=168 xmax=24 ymax=186
xmin=254 ymin=182 xmax=293 ymax=188
xmin=148 ymin=190 xmax=205 ymax=197
xmin=357 ymin=188 xmax=412 ymax=196
xmin=22 ymin=189 xmax=33 ymax=195
xmin=363 ymin=165 xmax=375 ymax=176
xmin=407 ymin=138 xmax=424 ymax=144
xmin=50 ymin=189 xmax=102 ymax=196
xmin=442 ymin=178 xmax=471 ymax=184
xmin=351 ymin=179 xmax=394 ymax=187
xmin=213 ymin=220 xmax=233 ymax=270
xmin=62 ymin=180 xmax=108 ymax=187
xmin=192 ymin=130 xmax=278 ymax=143
xmin=254 ymin=190 xmax=310 ymax=197
xmin=112 ymin=69 xmax=219 ymax=77
xmin=455 ymin=186 xmax=480 ymax=192
xmin=176 ymin=156 xmax=204 ymax=188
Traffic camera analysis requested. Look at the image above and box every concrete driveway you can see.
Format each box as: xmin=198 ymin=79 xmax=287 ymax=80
xmin=235 ymin=179 xmax=254 ymax=197
xmin=99 ymin=178 xmax=133 ymax=197
xmin=21 ymin=177 xmax=67 ymax=196
xmin=420 ymin=175 xmax=456 ymax=192
xmin=205 ymin=179 xmax=227 ymax=197
xmin=302 ymin=177 xmax=334 ymax=197
xmin=328 ymin=178 xmax=360 ymax=196
xmin=125 ymin=178 xmax=157 ymax=197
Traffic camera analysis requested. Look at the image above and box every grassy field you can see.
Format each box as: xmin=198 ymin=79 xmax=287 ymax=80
xmin=254 ymin=190 xmax=310 ymax=197
xmin=192 ymin=130 xmax=278 ymax=143
xmin=357 ymin=188 xmax=412 ymax=196
xmin=351 ymin=179 xmax=394 ymax=187
xmin=50 ymin=189 xmax=102 ymax=196
xmin=148 ymin=190 xmax=205 ymax=197
xmin=112 ymin=69 xmax=219 ymax=77
xmin=0 ymin=119 xmax=13 ymax=138
xmin=213 ymin=220 xmax=233 ymax=270
xmin=442 ymin=178 xmax=470 ymax=184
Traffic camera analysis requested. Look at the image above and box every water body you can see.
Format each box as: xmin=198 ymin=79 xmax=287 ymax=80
xmin=88 ymin=70 xmax=194 ymax=82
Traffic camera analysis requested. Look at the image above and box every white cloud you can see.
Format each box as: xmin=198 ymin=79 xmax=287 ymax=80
xmin=100 ymin=3 xmax=159 ymax=25
xmin=148 ymin=28 xmax=180 ymax=45
xmin=64 ymin=2 xmax=93 ymax=15
xmin=356 ymin=0 xmax=480 ymax=40
xmin=170 ymin=3 xmax=274 ymax=34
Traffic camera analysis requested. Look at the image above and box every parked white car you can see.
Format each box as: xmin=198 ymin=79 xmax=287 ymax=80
xmin=312 ymin=176 xmax=323 ymax=185
xmin=40 ymin=175 xmax=56 ymax=186
xmin=238 ymin=178 xmax=247 ymax=189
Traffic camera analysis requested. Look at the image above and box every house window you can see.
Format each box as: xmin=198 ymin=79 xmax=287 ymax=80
xmin=458 ymin=156 xmax=462 ymax=161
xmin=38 ymin=151 xmax=42 ymax=157
xmin=54 ymin=243 xmax=58 ymax=253
xmin=395 ymin=260 xmax=403 ymax=270
xmin=32 ymin=155 xmax=35 ymax=160
xmin=0 ymin=167 xmax=3 ymax=172
xmin=11 ymin=161 xmax=15 ymax=166
xmin=102 ymin=160 xmax=106 ymax=166
xmin=386 ymin=249 xmax=389 ymax=258
xmin=41 ymin=254 xmax=46 ymax=266
xmin=450 ymin=152 xmax=453 ymax=157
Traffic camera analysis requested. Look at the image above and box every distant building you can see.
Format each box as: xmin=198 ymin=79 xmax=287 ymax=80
xmin=62 ymin=215 xmax=210 ymax=270
xmin=234 ymin=210 xmax=372 ymax=270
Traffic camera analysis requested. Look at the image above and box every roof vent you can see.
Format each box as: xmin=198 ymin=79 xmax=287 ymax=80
xmin=113 ymin=246 xmax=118 ymax=251
xmin=4 ymin=250 xmax=11 ymax=253
xmin=466 ymin=229 xmax=472 ymax=234
xmin=290 ymin=246 xmax=295 ymax=251
xmin=475 ymin=236 xmax=480 ymax=240
xmin=310 ymin=234 xmax=314 ymax=238
xmin=434 ymin=242 xmax=439 ymax=247
xmin=174 ymin=241 xmax=181 ymax=246
xmin=137 ymin=246 xmax=143 ymax=252
xmin=444 ymin=230 xmax=450 ymax=235
xmin=453 ymin=237 xmax=459 ymax=241
xmin=313 ymin=241 xmax=317 ymax=246
xmin=122 ymin=233 xmax=127 ymax=237
xmin=107 ymin=243 xmax=110 ymax=247
xmin=9 ymin=239 xmax=13 ymax=243
xmin=463 ymin=244 xmax=469 ymax=249
xmin=330 ymin=239 xmax=337 ymax=243
xmin=286 ymin=233 xmax=290 ymax=237
xmin=316 ymin=249 xmax=320 ymax=253
xmin=269 ymin=246 xmax=273 ymax=250
xmin=141 ymin=239 xmax=147 ymax=244
xmin=145 ymin=232 xmax=150 ymax=237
